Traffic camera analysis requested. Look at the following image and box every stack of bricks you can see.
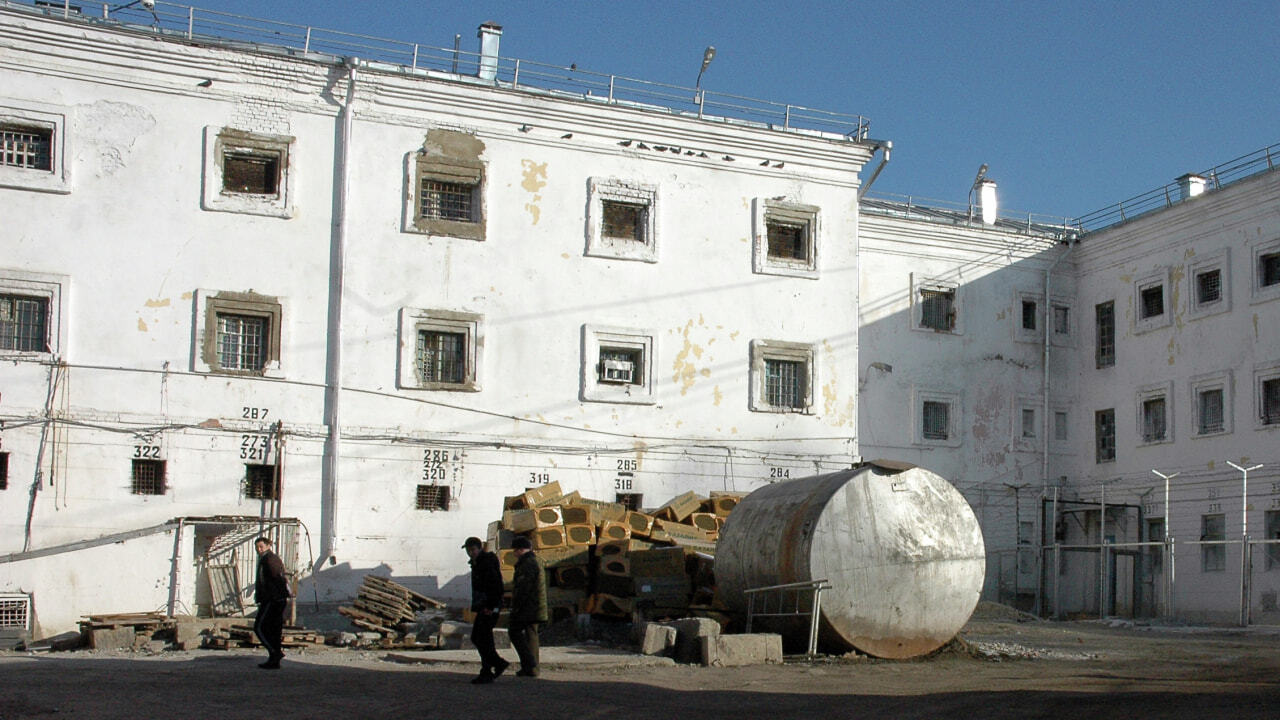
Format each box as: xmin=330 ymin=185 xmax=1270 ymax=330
xmin=485 ymin=482 xmax=745 ymax=621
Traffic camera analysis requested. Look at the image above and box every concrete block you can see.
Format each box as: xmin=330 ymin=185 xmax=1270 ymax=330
xmin=639 ymin=623 xmax=678 ymax=656
xmin=672 ymin=617 xmax=720 ymax=664
xmin=89 ymin=626 xmax=137 ymax=650
xmin=701 ymin=633 xmax=783 ymax=667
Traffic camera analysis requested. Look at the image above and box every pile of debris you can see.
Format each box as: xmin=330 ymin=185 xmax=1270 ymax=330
xmin=338 ymin=575 xmax=447 ymax=637
xmin=80 ymin=612 xmax=175 ymax=650
xmin=205 ymin=624 xmax=326 ymax=650
xmin=486 ymin=482 xmax=744 ymax=622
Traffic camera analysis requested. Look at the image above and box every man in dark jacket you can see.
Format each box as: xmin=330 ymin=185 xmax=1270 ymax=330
xmin=253 ymin=536 xmax=290 ymax=669
xmin=508 ymin=535 xmax=548 ymax=677
xmin=463 ymin=536 xmax=509 ymax=684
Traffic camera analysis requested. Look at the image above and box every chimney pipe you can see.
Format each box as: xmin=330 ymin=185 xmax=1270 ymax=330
xmin=1176 ymin=173 xmax=1206 ymax=201
xmin=978 ymin=179 xmax=998 ymax=225
xmin=477 ymin=22 xmax=502 ymax=81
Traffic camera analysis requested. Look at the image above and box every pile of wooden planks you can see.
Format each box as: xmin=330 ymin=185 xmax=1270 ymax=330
xmin=338 ymin=575 xmax=446 ymax=637
xmin=206 ymin=624 xmax=325 ymax=649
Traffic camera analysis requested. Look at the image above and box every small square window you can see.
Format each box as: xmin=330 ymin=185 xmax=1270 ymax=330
xmin=222 ymin=151 xmax=279 ymax=195
xmin=398 ymin=308 xmax=483 ymax=392
xmin=1141 ymin=397 xmax=1167 ymax=442
xmin=1 ymin=124 xmax=52 ymax=171
xmin=1263 ymin=377 xmax=1280 ymax=426
xmin=416 ymin=484 xmax=451 ymax=511
xmin=600 ymin=347 xmax=643 ymax=385
xmin=753 ymin=199 xmax=819 ymax=278
xmin=581 ymin=325 xmax=655 ymax=405
xmin=919 ymin=289 xmax=955 ymax=331
xmin=1053 ymin=305 xmax=1070 ymax=335
xmin=217 ymin=313 xmax=268 ymax=372
xmin=1262 ymin=253 xmax=1280 ymax=289
xmin=1021 ymin=300 xmax=1038 ymax=331
xmin=750 ymin=340 xmax=816 ymax=413
xmin=1095 ymin=408 xmax=1115 ymax=463
xmin=1197 ymin=269 xmax=1221 ymax=305
xmin=616 ymin=493 xmax=643 ymax=511
xmin=1137 ymin=382 xmax=1173 ymax=445
xmin=0 ymin=452 xmax=8 ymax=490
xmin=586 ymin=178 xmax=658 ymax=262
xmin=195 ymin=290 xmax=283 ymax=376
xmin=1189 ymin=249 xmax=1231 ymax=320
xmin=1021 ymin=408 xmax=1036 ymax=438
xmin=244 ymin=463 xmax=278 ymax=500
xmin=407 ymin=131 xmax=487 ymax=241
xmin=1197 ymin=388 xmax=1224 ymax=434
xmin=202 ymin=127 xmax=294 ymax=218
xmin=0 ymin=294 xmax=49 ymax=353
xmin=1201 ymin=513 xmax=1225 ymax=572
xmin=601 ymin=201 xmax=646 ymax=243
xmin=131 ymin=459 xmax=166 ymax=495
xmin=1135 ymin=270 xmax=1172 ymax=333
xmin=1140 ymin=285 xmax=1164 ymax=319
xmin=1095 ymin=301 xmax=1115 ymax=368
xmin=1191 ymin=370 xmax=1232 ymax=437
xmin=419 ymin=179 xmax=475 ymax=222
xmin=922 ymin=401 xmax=950 ymax=440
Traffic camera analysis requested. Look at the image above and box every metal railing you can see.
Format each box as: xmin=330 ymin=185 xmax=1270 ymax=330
xmin=861 ymin=190 xmax=1076 ymax=239
xmin=744 ymin=579 xmax=830 ymax=657
xmin=5 ymin=0 xmax=870 ymax=140
xmin=1071 ymin=143 xmax=1280 ymax=234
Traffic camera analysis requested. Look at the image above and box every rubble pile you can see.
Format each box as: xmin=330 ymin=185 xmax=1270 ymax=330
xmin=337 ymin=575 xmax=446 ymax=637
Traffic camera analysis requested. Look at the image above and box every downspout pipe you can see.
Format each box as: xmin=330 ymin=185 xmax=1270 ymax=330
xmin=320 ymin=57 xmax=358 ymax=569
xmin=1042 ymin=237 xmax=1075 ymax=487
xmin=856 ymin=140 xmax=891 ymax=200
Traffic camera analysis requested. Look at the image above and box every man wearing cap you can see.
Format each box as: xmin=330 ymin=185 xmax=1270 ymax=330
xmin=508 ymin=535 xmax=548 ymax=677
xmin=462 ymin=536 xmax=509 ymax=684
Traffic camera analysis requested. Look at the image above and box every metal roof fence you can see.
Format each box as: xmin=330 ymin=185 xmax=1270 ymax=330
xmin=860 ymin=191 xmax=1075 ymax=241
xmin=6 ymin=0 xmax=870 ymax=141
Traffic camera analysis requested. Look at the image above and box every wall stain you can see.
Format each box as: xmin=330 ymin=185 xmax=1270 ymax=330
xmin=521 ymin=159 xmax=547 ymax=225
xmin=821 ymin=339 xmax=853 ymax=427
xmin=145 ymin=298 xmax=171 ymax=308
xmin=672 ymin=318 xmax=710 ymax=396
xmin=713 ymin=386 xmax=723 ymax=406
xmin=137 ymin=318 xmax=148 ymax=332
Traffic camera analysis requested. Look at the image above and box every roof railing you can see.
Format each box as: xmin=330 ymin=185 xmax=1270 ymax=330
xmin=7 ymin=0 xmax=870 ymax=140
xmin=861 ymin=190 xmax=1075 ymax=239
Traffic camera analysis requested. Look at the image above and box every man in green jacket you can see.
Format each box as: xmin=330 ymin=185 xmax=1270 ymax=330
xmin=508 ymin=535 xmax=548 ymax=677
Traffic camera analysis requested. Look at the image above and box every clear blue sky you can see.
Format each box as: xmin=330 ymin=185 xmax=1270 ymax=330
xmin=194 ymin=1 xmax=1279 ymax=219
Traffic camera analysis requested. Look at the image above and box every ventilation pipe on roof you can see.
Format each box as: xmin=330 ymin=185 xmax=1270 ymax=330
xmin=978 ymin=179 xmax=998 ymax=225
xmin=1177 ymin=173 xmax=1206 ymax=201
xmin=477 ymin=22 xmax=502 ymax=81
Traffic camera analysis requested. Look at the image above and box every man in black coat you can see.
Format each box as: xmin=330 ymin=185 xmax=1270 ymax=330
xmin=463 ymin=536 xmax=509 ymax=684
xmin=253 ymin=536 xmax=290 ymax=669
xmin=508 ymin=535 xmax=548 ymax=677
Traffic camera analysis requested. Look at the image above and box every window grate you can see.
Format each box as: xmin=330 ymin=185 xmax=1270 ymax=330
xmin=1140 ymin=285 xmax=1164 ymax=319
xmin=0 ymin=452 xmax=8 ymax=490
xmin=417 ymin=330 xmax=466 ymax=384
xmin=415 ymin=484 xmax=450 ymax=511
xmin=131 ymin=459 xmax=166 ymax=495
xmin=1198 ymin=388 xmax=1224 ymax=434
xmin=764 ymin=358 xmax=805 ymax=409
xmin=1263 ymin=378 xmax=1280 ymax=425
xmin=1262 ymin=253 xmax=1280 ymax=288
xmin=222 ymin=152 xmax=278 ymax=194
xmin=922 ymin=401 xmax=949 ymax=440
xmin=602 ymin=200 xmax=646 ymax=242
xmin=244 ymin=463 xmax=278 ymax=500
xmin=1142 ymin=397 xmax=1166 ymax=442
xmin=419 ymin=179 xmax=474 ymax=222
xmin=216 ymin=313 xmax=266 ymax=371
xmin=0 ymin=294 xmax=49 ymax=353
xmin=766 ymin=221 xmax=807 ymax=261
xmin=919 ymin=289 xmax=954 ymax=331
xmin=1095 ymin=408 xmax=1115 ymax=462
xmin=1 ymin=124 xmax=52 ymax=170
xmin=1196 ymin=269 xmax=1221 ymax=305
xmin=0 ymin=595 xmax=30 ymax=630
xmin=1095 ymin=301 xmax=1115 ymax=368
xmin=1021 ymin=300 xmax=1037 ymax=331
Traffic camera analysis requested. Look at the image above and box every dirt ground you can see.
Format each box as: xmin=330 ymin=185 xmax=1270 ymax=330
xmin=3 ymin=605 xmax=1279 ymax=720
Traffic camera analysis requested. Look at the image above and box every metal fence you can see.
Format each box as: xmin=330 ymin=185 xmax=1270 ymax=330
xmin=6 ymin=0 xmax=870 ymax=140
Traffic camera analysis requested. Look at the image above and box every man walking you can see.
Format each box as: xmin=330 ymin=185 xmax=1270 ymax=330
xmin=253 ymin=536 xmax=290 ymax=669
xmin=508 ymin=535 xmax=548 ymax=677
xmin=462 ymin=536 xmax=509 ymax=684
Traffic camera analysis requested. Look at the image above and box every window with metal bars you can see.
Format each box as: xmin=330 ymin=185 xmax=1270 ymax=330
xmin=1021 ymin=300 xmax=1037 ymax=331
xmin=1201 ymin=513 xmax=1226 ymax=572
xmin=1141 ymin=397 xmax=1167 ymax=442
xmin=417 ymin=330 xmax=466 ymax=385
xmin=1095 ymin=301 xmax=1115 ymax=368
xmin=130 ymin=459 xmax=166 ymax=495
xmin=601 ymin=201 xmax=646 ymax=242
xmin=419 ymin=179 xmax=475 ymax=222
xmin=922 ymin=401 xmax=949 ymax=440
xmin=415 ymin=484 xmax=450 ymax=511
xmin=1 ymin=124 xmax=52 ymax=170
xmin=222 ymin=151 xmax=279 ymax=195
xmin=919 ymin=289 xmax=955 ymax=331
xmin=0 ymin=294 xmax=48 ymax=353
xmin=216 ymin=313 xmax=267 ymax=372
xmin=1140 ymin=284 xmax=1164 ymax=319
xmin=616 ymin=493 xmax=643 ymax=511
xmin=0 ymin=452 xmax=8 ymax=490
xmin=1197 ymin=388 xmax=1224 ymax=434
xmin=764 ymin=358 xmax=805 ymax=410
xmin=1095 ymin=409 xmax=1115 ymax=462
xmin=244 ymin=463 xmax=278 ymax=500
xmin=1262 ymin=252 xmax=1280 ymax=288
xmin=1196 ymin=269 xmax=1222 ymax=305
xmin=1263 ymin=378 xmax=1280 ymax=425
xmin=0 ymin=595 xmax=29 ymax=630
xmin=766 ymin=220 xmax=808 ymax=261
xmin=599 ymin=347 xmax=642 ymax=385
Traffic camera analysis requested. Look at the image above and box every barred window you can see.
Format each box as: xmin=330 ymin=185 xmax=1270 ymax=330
xmin=416 ymin=484 xmax=450 ymax=511
xmin=244 ymin=463 xmax=278 ymax=500
xmin=1262 ymin=252 xmax=1280 ymax=288
xmin=764 ymin=358 xmax=805 ymax=410
xmin=417 ymin=330 xmax=467 ymax=385
xmin=919 ymin=289 xmax=955 ymax=331
xmin=0 ymin=452 xmax=8 ymax=490
xmin=1197 ymin=388 xmax=1224 ymax=434
xmin=1196 ymin=269 xmax=1222 ymax=305
xmin=766 ymin=220 xmax=808 ymax=262
xmin=1264 ymin=378 xmax=1280 ymax=425
xmin=0 ymin=294 xmax=48 ymax=352
xmin=1 ymin=124 xmax=52 ymax=171
xmin=602 ymin=201 xmax=646 ymax=242
xmin=1140 ymin=285 xmax=1164 ymax=319
xmin=922 ymin=401 xmax=949 ymax=440
xmin=1095 ymin=409 xmax=1115 ymax=463
xmin=1142 ymin=397 xmax=1167 ymax=442
xmin=1021 ymin=300 xmax=1037 ymax=331
xmin=222 ymin=152 xmax=279 ymax=195
xmin=131 ymin=459 xmax=166 ymax=495
xmin=1095 ymin=301 xmax=1115 ymax=368
xmin=419 ymin=179 xmax=475 ymax=222
xmin=216 ymin=313 xmax=267 ymax=372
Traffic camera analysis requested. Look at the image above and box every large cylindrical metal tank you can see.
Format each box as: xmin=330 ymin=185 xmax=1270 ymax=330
xmin=716 ymin=461 xmax=985 ymax=659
